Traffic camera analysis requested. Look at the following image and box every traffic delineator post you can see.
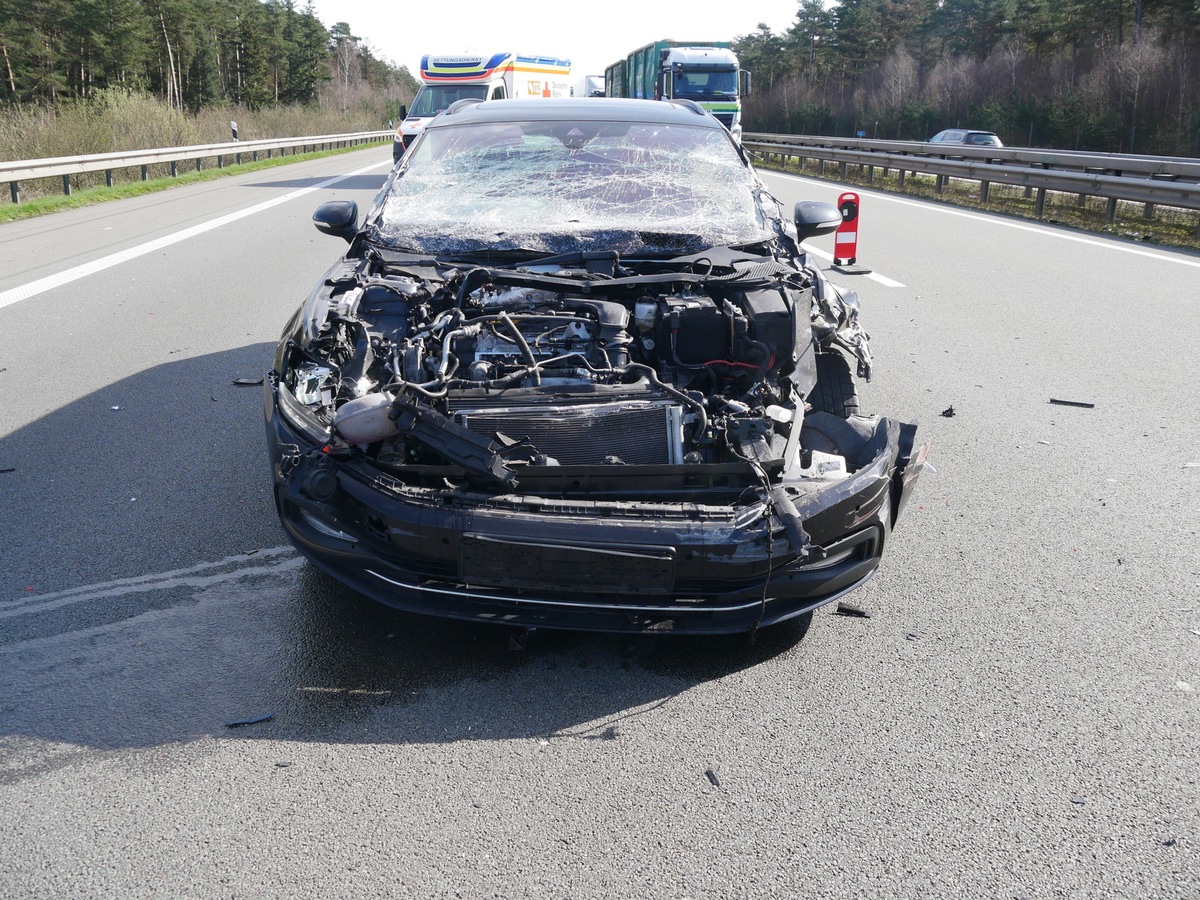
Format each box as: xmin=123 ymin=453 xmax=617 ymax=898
xmin=834 ymin=191 xmax=860 ymax=266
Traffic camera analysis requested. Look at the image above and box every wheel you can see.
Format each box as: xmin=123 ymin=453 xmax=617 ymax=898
xmin=807 ymin=350 xmax=859 ymax=419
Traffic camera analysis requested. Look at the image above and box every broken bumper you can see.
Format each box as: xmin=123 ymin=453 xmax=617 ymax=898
xmin=266 ymin=402 xmax=925 ymax=635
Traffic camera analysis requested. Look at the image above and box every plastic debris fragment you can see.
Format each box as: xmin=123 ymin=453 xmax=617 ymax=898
xmin=225 ymin=713 xmax=275 ymax=728
xmin=1049 ymin=398 xmax=1095 ymax=408
xmin=705 ymin=769 xmax=720 ymax=787
xmin=835 ymin=602 xmax=871 ymax=618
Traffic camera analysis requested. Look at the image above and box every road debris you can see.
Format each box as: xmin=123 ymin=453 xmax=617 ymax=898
xmin=0 ymin=467 xmax=14 ymax=474
xmin=508 ymin=627 xmax=537 ymax=652
xmin=233 ymin=377 xmax=264 ymax=386
xmin=1049 ymin=398 xmax=1095 ymax=408
xmin=110 ymin=405 xmax=122 ymax=411
xmin=835 ymin=602 xmax=872 ymax=618
xmin=705 ymin=769 xmax=720 ymax=787
xmin=1070 ymin=796 xmax=1086 ymax=805
xmin=224 ymin=713 xmax=275 ymax=728
xmin=940 ymin=406 xmax=956 ymax=417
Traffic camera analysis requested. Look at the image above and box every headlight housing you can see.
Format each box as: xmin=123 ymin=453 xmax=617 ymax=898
xmin=276 ymin=378 xmax=331 ymax=445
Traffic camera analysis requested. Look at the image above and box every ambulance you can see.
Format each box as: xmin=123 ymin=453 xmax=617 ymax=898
xmin=393 ymin=53 xmax=572 ymax=162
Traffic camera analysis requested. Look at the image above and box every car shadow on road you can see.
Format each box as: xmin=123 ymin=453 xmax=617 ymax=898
xmin=0 ymin=344 xmax=815 ymax=763
xmin=269 ymin=567 xmax=814 ymax=746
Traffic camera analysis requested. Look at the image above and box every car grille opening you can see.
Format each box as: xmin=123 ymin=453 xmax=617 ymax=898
xmin=451 ymin=400 xmax=684 ymax=465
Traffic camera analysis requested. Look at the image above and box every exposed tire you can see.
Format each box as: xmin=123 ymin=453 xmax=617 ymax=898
xmin=808 ymin=350 xmax=859 ymax=419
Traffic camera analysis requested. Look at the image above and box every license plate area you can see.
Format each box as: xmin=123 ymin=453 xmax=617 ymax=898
xmin=460 ymin=533 xmax=676 ymax=594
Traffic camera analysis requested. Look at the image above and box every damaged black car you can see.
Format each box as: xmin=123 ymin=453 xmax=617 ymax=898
xmin=265 ymin=98 xmax=926 ymax=634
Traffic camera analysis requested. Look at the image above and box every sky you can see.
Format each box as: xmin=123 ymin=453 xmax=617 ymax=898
xmin=305 ymin=0 xmax=801 ymax=88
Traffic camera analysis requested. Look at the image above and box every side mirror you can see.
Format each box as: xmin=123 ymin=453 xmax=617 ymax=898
xmin=657 ymin=71 xmax=672 ymax=100
xmin=313 ymin=200 xmax=359 ymax=243
xmin=397 ymin=104 xmax=407 ymax=120
xmin=740 ymin=70 xmax=751 ymax=97
xmin=794 ymin=201 xmax=842 ymax=240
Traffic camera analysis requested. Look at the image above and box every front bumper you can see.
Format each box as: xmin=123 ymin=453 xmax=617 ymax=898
xmin=265 ymin=391 xmax=924 ymax=635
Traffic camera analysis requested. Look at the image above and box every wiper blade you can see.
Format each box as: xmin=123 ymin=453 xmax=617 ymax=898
xmin=436 ymin=248 xmax=547 ymax=265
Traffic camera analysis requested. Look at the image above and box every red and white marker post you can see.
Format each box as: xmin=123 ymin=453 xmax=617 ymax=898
xmin=833 ymin=191 xmax=860 ymax=266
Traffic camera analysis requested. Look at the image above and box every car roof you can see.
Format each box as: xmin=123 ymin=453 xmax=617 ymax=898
xmin=425 ymin=97 xmax=727 ymax=130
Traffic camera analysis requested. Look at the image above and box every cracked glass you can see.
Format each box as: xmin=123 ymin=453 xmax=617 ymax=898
xmin=370 ymin=120 xmax=776 ymax=255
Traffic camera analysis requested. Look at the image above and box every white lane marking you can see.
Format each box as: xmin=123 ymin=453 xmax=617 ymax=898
xmin=801 ymin=242 xmax=906 ymax=288
xmin=0 ymin=160 xmax=391 ymax=312
xmin=1 ymin=547 xmax=301 ymax=621
xmin=768 ymin=170 xmax=1200 ymax=270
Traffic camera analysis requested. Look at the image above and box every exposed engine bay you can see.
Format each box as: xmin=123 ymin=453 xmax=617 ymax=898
xmin=279 ymin=246 xmax=874 ymax=494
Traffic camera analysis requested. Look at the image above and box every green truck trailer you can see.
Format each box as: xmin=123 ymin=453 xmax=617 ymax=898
xmin=604 ymin=40 xmax=750 ymax=141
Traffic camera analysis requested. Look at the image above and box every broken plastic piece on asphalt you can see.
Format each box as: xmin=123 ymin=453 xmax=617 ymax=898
xmin=224 ymin=713 xmax=275 ymax=728
xmin=275 ymin=761 xmax=292 ymax=768
xmin=905 ymin=633 xmax=919 ymax=641
xmin=835 ymin=602 xmax=872 ymax=618
xmin=705 ymin=769 xmax=720 ymax=787
xmin=1162 ymin=838 xmax=1177 ymax=847
xmin=1183 ymin=462 xmax=1200 ymax=468
xmin=922 ymin=461 xmax=937 ymax=474
xmin=1037 ymin=440 xmax=1051 ymax=445
xmin=0 ymin=467 xmax=14 ymax=474
xmin=234 ymin=377 xmax=264 ymax=386
xmin=1070 ymin=796 xmax=1086 ymax=805
xmin=940 ymin=406 xmax=955 ymax=417
xmin=110 ymin=405 xmax=122 ymax=411
xmin=1049 ymin=398 xmax=1096 ymax=408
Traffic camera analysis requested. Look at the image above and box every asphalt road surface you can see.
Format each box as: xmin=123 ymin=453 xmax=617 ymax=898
xmin=1 ymin=146 xmax=1197 ymax=898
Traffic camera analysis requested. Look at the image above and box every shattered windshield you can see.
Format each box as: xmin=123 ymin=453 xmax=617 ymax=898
xmin=370 ymin=119 xmax=776 ymax=256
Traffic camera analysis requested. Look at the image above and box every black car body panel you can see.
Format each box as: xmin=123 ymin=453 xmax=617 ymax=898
xmin=265 ymin=98 xmax=926 ymax=634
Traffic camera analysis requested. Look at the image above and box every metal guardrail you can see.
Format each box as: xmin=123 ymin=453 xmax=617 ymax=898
xmin=2 ymin=130 xmax=394 ymax=203
xmin=743 ymin=132 xmax=1200 ymax=235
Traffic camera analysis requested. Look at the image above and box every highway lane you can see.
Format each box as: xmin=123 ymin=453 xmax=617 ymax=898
xmin=1 ymin=150 xmax=1197 ymax=898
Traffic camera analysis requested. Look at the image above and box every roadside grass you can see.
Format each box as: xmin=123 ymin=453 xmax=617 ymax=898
xmin=0 ymin=141 xmax=390 ymax=225
xmin=758 ymin=156 xmax=1200 ymax=254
